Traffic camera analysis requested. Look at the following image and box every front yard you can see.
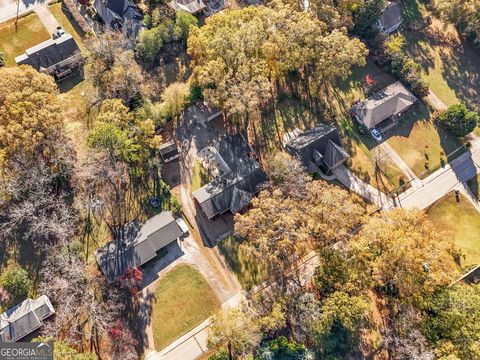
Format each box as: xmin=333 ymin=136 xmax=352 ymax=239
xmin=384 ymin=102 xmax=464 ymax=178
xmin=427 ymin=192 xmax=480 ymax=268
xmin=0 ymin=13 xmax=49 ymax=66
xmin=151 ymin=264 xmax=220 ymax=350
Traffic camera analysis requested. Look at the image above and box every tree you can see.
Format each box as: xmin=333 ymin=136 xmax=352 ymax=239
xmin=87 ymin=32 xmax=150 ymax=106
xmin=315 ymin=291 xmax=369 ymax=358
xmin=188 ymin=4 xmax=367 ymax=117
xmin=33 ymin=337 xmax=96 ymax=360
xmin=208 ymin=307 xmax=263 ymax=360
xmin=0 ymin=267 xmax=30 ymax=309
xmin=438 ymin=103 xmax=478 ymax=138
xmin=108 ymin=319 xmax=138 ymax=360
xmin=422 ymin=284 xmax=480 ymax=360
xmin=352 ymin=0 xmax=384 ymax=36
xmin=39 ymin=248 xmax=125 ymax=349
xmin=264 ymin=152 xmax=308 ymax=199
xmin=0 ymin=51 xmax=5 ymax=67
xmin=160 ymin=82 xmax=190 ymax=120
xmin=256 ymin=336 xmax=314 ymax=360
xmin=0 ymin=66 xmax=72 ymax=172
xmin=136 ymin=25 xmax=166 ymax=63
xmin=172 ymin=10 xmax=198 ymax=42
xmin=350 ymin=209 xmax=459 ymax=305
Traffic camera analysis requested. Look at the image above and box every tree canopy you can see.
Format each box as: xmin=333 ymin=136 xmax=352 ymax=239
xmin=438 ymin=103 xmax=479 ymax=138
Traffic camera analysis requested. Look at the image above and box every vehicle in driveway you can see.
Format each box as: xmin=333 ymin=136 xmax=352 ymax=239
xmin=176 ymin=217 xmax=189 ymax=236
xmin=370 ymin=128 xmax=382 ymax=142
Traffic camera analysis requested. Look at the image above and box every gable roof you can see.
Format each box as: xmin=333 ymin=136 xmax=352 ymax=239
xmin=169 ymin=0 xmax=206 ymax=14
xmin=285 ymin=124 xmax=348 ymax=172
xmin=353 ymin=81 xmax=417 ymax=129
xmin=95 ymin=211 xmax=183 ymax=282
xmin=94 ymin=0 xmax=143 ymax=37
xmin=15 ymin=34 xmax=81 ymax=72
xmin=380 ymin=2 xmax=402 ymax=32
xmin=192 ymin=134 xmax=268 ymax=219
xmin=0 ymin=296 xmax=55 ymax=342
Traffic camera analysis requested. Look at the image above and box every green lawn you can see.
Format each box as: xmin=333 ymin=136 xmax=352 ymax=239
xmin=151 ymin=264 xmax=220 ymax=350
xmin=218 ymin=236 xmax=266 ymax=290
xmin=49 ymin=3 xmax=86 ymax=52
xmin=190 ymin=161 xmax=212 ymax=192
xmin=404 ymin=17 xmax=480 ymax=112
xmin=0 ymin=14 xmax=50 ymax=66
xmin=427 ymin=192 xmax=480 ymax=267
xmin=385 ymin=102 xmax=464 ymax=178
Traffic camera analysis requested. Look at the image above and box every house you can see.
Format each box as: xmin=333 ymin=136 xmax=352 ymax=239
xmin=94 ymin=211 xmax=186 ymax=282
xmin=376 ymin=2 xmax=403 ymax=34
xmin=169 ymin=0 xmax=206 ymax=15
xmin=15 ymin=30 xmax=83 ymax=83
xmin=352 ymin=81 xmax=417 ymax=129
xmin=285 ymin=124 xmax=349 ymax=174
xmin=94 ymin=0 xmax=143 ymax=38
xmin=0 ymin=295 xmax=55 ymax=342
xmin=192 ymin=134 xmax=268 ymax=219
xmin=159 ymin=141 xmax=180 ymax=163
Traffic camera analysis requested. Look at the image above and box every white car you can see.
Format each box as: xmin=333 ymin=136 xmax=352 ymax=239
xmin=370 ymin=128 xmax=382 ymax=142
xmin=175 ymin=218 xmax=189 ymax=236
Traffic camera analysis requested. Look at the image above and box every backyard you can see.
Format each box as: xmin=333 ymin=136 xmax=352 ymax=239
xmin=404 ymin=16 xmax=480 ymax=112
xmin=151 ymin=264 xmax=220 ymax=350
xmin=190 ymin=160 xmax=212 ymax=191
xmin=0 ymin=13 xmax=49 ymax=66
xmin=427 ymin=192 xmax=480 ymax=268
xmin=384 ymin=102 xmax=464 ymax=178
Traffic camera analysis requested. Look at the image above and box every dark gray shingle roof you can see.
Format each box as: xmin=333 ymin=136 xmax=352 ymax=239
xmin=95 ymin=211 xmax=183 ymax=282
xmin=192 ymin=134 xmax=268 ymax=219
xmin=94 ymin=0 xmax=143 ymax=37
xmin=285 ymin=124 xmax=348 ymax=172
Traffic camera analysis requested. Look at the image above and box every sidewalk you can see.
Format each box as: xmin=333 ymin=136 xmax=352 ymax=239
xmin=0 ymin=0 xmax=50 ymax=25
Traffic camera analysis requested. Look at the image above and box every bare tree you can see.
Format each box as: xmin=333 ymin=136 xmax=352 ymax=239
xmin=0 ymin=157 xmax=76 ymax=247
xmin=39 ymin=249 xmax=125 ymax=351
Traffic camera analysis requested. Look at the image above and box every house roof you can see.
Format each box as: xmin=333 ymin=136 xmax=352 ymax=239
xmin=0 ymin=296 xmax=55 ymax=342
xmin=380 ymin=2 xmax=402 ymax=32
xmin=285 ymin=124 xmax=348 ymax=172
xmin=15 ymin=34 xmax=81 ymax=72
xmin=169 ymin=0 xmax=206 ymax=14
xmin=94 ymin=0 xmax=143 ymax=37
xmin=192 ymin=134 xmax=268 ymax=219
xmin=159 ymin=141 xmax=179 ymax=161
xmin=95 ymin=211 xmax=183 ymax=282
xmin=353 ymin=81 xmax=417 ymax=129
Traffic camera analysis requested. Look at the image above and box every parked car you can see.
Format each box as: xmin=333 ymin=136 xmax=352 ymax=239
xmin=175 ymin=218 xmax=189 ymax=236
xmin=370 ymin=128 xmax=382 ymax=142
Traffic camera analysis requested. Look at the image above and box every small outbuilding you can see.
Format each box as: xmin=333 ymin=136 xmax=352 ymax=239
xmin=0 ymin=295 xmax=55 ymax=342
xmin=352 ymin=81 xmax=417 ymax=129
xmin=376 ymin=2 xmax=403 ymax=34
xmin=95 ymin=211 xmax=186 ymax=282
xmin=285 ymin=124 xmax=349 ymax=173
xmin=159 ymin=141 xmax=180 ymax=163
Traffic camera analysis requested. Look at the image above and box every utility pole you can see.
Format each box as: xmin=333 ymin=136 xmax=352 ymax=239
xmin=15 ymin=0 xmax=20 ymax=32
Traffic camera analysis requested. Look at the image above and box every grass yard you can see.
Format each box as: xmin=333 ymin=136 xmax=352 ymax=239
xmin=0 ymin=14 xmax=49 ymax=66
xmin=190 ymin=160 xmax=212 ymax=191
xmin=151 ymin=264 xmax=220 ymax=350
xmin=49 ymin=3 xmax=86 ymax=52
xmin=218 ymin=236 xmax=266 ymax=290
xmin=405 ymin=17 xmax=480 ymax=112
xmin=427 ymin=192 xmax=480 ymax=267
xmin=385 ymin=102 xmax=464 ymax=178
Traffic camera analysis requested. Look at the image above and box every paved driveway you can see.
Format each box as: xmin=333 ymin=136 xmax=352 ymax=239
xmin=0 ymin=0 xmax=49 ymax=24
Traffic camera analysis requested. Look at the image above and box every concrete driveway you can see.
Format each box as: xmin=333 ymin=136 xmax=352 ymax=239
xmin=0 ymin=0 xmax=49 ymax=24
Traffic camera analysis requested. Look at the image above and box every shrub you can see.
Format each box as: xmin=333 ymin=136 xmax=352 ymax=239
xmin=437 ymin=104 xmax=478 ymax=138
xmin=0 ymin=52 xmax=5 ymax=67
xmin=0 ymin=267 xmax=30 ymax=310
